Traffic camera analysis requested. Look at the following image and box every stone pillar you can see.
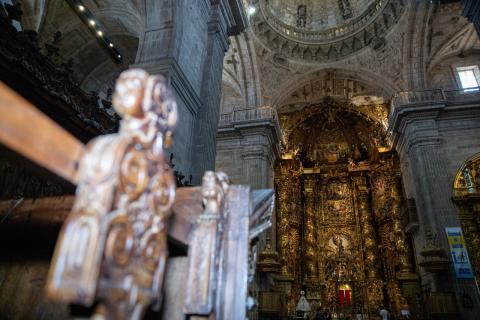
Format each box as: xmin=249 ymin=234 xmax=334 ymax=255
xmin=390 ymin=96 xmax=480 ymax=320
xmin=133 ymin=0 xmax=246 ymax=179
xmin=191 ymin=2 xmax=232 ymax=183
xmin=215 ymin=107 xmax=281 ymax=189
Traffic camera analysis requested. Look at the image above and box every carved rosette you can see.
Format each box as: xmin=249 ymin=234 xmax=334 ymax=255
xmin=46 ymin=69 xmax=178 ymax=319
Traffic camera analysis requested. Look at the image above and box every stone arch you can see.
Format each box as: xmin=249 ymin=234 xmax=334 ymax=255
xmin=16 ymin=0 xmax=47 ymax=31
xmin=425 ymin=24 xmax=480 ymax=89
xmin=453 ymin=152 xmax=480 ymax=192
xmin=33 ymin=0 xmax=140 ymax=94
xmin=222 ymin=31 xmax=263 ymax=109
xmin=401 ymin=0 xmax=430 ymax=90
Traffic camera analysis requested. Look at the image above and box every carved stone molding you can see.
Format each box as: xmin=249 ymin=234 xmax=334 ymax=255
xmin=252 ymin=0 xmax=407 ymax=62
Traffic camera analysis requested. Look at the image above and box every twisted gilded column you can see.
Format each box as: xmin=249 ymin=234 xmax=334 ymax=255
xmin=274 ymin=159 xmax=302 ymax=316
xmin=370 ymin=169 xmax=412 ymax=313
xmin=303 ymin=177 xmax=318 ymax=283
xmin=353 ymin=174 xmax=384 ymax=312
xmin=276 ymin=172 xmax=293 ymax=277
xmin=275 ymin=163 xmax=301 ymax=266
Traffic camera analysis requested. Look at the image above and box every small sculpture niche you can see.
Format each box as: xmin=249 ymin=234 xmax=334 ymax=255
xmin=338 ymin=0 xmax=353 ymax=20
xmin=297 ymin=4 xmax=307 ymax=28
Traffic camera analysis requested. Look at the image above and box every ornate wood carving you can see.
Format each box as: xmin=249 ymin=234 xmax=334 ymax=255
xmin=184 ymin=171 xmax=229 ymax=314
xmin=46 ymin=69 xmax=178 ymax=319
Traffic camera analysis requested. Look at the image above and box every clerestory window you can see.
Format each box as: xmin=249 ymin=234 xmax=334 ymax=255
xmin=456 ymin=66 xmax=480 ymax=92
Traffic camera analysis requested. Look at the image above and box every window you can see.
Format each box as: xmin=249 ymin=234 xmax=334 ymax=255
xmin=456 ymin=66 xmax=480 ymax=92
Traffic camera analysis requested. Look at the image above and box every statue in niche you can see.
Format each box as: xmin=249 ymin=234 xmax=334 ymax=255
xmin=330 ymin=235 xmax=350 ymax=256
xmin=297 ymin=4 xmax=307 ymax=28
xmin=338 ymin=0 xmax=353 ymax=20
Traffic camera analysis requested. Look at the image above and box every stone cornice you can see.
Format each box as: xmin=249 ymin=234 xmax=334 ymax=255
xmin=389 ymin=89 xmax=480 ymax=154
xmin=217 ymin=107 xmax=282 ymax=160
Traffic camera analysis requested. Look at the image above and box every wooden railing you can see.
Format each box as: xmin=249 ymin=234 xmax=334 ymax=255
xmin=0 ymin=70 xmax=274 ymax=319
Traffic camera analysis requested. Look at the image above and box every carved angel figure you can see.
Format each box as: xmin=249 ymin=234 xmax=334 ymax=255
xmin=46 ymin=69 xmax=178 ymax=319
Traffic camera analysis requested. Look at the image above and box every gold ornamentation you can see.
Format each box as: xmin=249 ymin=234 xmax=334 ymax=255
xmin=46 ymin=69 xmax=178 ymax=319
xmin=453 ymin=153 xmax=480 ymax=281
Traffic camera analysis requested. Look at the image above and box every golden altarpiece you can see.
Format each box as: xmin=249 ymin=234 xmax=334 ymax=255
xmin=267 ymin=98 xmax=421 ymax=318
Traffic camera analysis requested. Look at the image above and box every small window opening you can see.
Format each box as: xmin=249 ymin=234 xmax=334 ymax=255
xmin=457 ymin=66 xmax=480 ymax=92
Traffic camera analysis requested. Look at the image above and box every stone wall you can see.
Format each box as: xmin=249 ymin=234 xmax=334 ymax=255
xmin=215 ymin=107 xmax=281 ymax=189
xmin=390 ymin=89 xmax=480 ymax=320
xmin=133 ymin=0 xmax=247 ymax=183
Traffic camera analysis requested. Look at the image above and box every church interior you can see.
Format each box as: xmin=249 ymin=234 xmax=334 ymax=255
xmin=0 ymin=0 xmax=480 ymax=319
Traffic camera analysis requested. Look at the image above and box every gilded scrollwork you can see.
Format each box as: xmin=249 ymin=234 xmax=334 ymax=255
xmin=274 ymin=102 xmax=418 ymax=316
xmin=46 ymin=69 xmax=178 ymax=319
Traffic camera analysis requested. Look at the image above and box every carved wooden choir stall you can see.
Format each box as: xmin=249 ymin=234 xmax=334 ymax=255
xmin=0 ymin=69 xmax=274 ymax=319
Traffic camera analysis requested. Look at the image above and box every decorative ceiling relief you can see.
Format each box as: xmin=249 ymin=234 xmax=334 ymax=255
xmin=252 ymin=0 xmax=407 ymax=62
xmin=279 ymin=98 xmax=390 ymax=165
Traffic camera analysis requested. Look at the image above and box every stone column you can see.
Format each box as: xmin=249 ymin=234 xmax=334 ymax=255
xmin=215 ymin=107 xmax=281 ymax=189
xmin=133 ymin=0 xmax=246 ymax=179
xmin=191 ymin=1 xmax=232 ymax=183
xmin=390 ymin=97 xmax=480 ymax=319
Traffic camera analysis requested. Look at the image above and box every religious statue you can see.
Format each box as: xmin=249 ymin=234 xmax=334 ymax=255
xmin=338 ymin=0 xmax=353 ymax=20
xmin=297 ymin=5 xmax=307 ymax=28
xmin=296 ymin=291 xmax=311 ymax=317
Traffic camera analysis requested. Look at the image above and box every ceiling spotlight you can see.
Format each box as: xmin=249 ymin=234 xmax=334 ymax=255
xmin=78 ymin=5 xmax=85 ymax=12
xmin=97 ymin=30 xmax=103 ymax=36
xmin=89 ymin=19 xmax=95 ymax=26
xmin=109 ymin=43 xmax=114 ymax=47
xmin=117 ymin=55 xmax=121 ymax=59
xmin=247 ymin=5 xmax=256 ymax=16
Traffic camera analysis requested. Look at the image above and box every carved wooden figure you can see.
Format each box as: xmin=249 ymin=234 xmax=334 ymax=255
xmin=184 ymin=171 xmax=229 ymax=315
xmin=46 ymin=69 xmax=178 ymax=320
